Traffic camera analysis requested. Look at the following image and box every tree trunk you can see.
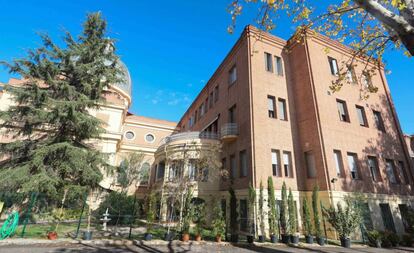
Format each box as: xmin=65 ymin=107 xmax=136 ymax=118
xmin=400 ymin=32 xmax=414 ymax=55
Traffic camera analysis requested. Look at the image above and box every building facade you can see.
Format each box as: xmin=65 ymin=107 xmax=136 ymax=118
xmin=173 ymin=26 xmax=414 ymax=237
xmin=1 ymin=25 xmax=413 ymax=238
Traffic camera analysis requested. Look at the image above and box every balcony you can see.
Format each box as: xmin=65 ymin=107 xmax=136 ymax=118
xmin=220 ymin=123 xmax=238 ymax=142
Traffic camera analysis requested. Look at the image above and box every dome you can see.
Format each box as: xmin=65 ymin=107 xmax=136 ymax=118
xmin=114 ymin=60 xmax=132 ymax=97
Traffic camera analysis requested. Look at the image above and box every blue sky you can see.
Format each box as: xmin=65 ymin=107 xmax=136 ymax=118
xmin=0 ymin=0 xmax=413 ymax=134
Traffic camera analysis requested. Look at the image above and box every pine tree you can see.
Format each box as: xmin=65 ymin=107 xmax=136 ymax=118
xmin=0 ymin=13 xmax=123 ymax=199
xmin=287 ymin=188 xmax=296 ymax=235
xmin=280 ymin=181 xmax=288 ymax=234
xmin=267 ymin=176 xmax=278 ymax=236
xmin=247 ymin=183 xmax=256 ymax=236
xmin=312 ymin=185 xmax=322 ymax=238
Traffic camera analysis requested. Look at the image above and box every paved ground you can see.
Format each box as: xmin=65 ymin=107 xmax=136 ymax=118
xmin=1 ymin=243 xmax=414 ymax=253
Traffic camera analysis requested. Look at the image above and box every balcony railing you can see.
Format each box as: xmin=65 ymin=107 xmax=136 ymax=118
xmin=161 ymin=131 xmax=219 ymax=145
xmin=220 ymin=123 xmax=238 ymax=142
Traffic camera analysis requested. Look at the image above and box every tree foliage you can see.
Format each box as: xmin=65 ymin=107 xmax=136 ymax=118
xmin=267 ymin=177 xmax=278 ymax=236
xmin=247 ymin=183 xmax=256 ymax=235
xmin=229 ymin=0 xmax=414 ymax=57
xmin=0 ymin=12 xmax=123 ymax=198
xmin=302 ymin=197 xmax=313 ymax=236
xmin=280 ymin=181 xmax=288 ymax=234
xmin=117 ymin=152 xmax=146 ymax=192
xmin=323 ymin=199 xmax=362 ymax=239
xmin=312 ymin=185 xmax=322 ymax=237
xmin=211 ymin=199 xmax=226 ymax=237
xmin=287 ymin=188 xmax=297 ymax=235
xmin=258 ymin=181 xmax=266 ymax=236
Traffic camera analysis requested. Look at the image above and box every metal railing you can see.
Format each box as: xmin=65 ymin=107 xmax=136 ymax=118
xmin=161 ymin=131 xmax=219 ymax=145
xmin=220 ymin=123 xmax=238 ymax=137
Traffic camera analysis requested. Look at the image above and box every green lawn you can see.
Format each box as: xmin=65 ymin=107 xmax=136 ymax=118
xmin=14 ymin=223 xmax=87 ymax=239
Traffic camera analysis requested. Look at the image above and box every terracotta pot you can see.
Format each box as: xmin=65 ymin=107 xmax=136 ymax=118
xmin=47 ymin=231 xmax=58 ymax=240
xmin=195 ymin=234 xmax=202 ymax=241
xmin=181 ymin=233 xmax=190 ymax=242
xmin=215 ymin=235 xmax=222 ymax=243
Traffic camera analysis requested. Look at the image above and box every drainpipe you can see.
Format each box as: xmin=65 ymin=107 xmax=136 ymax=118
xmin=246 ymin=27 xmax=258 ymax=238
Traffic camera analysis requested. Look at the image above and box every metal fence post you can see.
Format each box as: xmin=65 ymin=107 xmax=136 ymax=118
xmin=21 ymin=192 xmax=38 ymax=238
xmin=75 ymin=191 xmax=88 ymax=239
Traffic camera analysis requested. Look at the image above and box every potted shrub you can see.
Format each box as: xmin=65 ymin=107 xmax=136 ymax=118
xmin=258 ymin=182 xmax=266 ymax=242
xmin=323 ymin=200 xmax=362 ymax=248
xmin=229 ymin=187 xmax=239 ymax=243
xmin=144 ymin=192 xmax=156 ymax=241
xmin=402 ymin=233 xmax=413 ymax=247
xmin=212 ymin=200 xmax=226 ymax=243
xmin=267 ymin=177 xmax=278 ymax=243
xmin=288 ymin=188 xmax=299 ymax=244
xmin=302 ymin=198 xmax=313 ymax=244
xmin=280 ymin=182 xmax=289 ymax=244
xmin=180 ymin=188 xmax=194 ymax=242
xmin=46 ymin=224 xmax=58 ymax=240
xmin=312 ymin=185 xmax=325 ymax=246
xmin=366 ymin=230 xmax=382 ymax=248
xmin=247 ymin=184 xmax=256 ymax=244
xmin=193 ymin=202 xmax=205 ymax=242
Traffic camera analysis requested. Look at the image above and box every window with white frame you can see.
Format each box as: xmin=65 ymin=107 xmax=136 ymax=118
xmin=278 ymin=98 xmax=287 ymax=120
xmin=347 ymin=153 xmax=359 ymax=179
xmin=385 ymin=159 xmax=398 ymax=184
xmin=265 ymin=52 xmax=273 ymax=72
xmin=328 ymin=57 xmax=339 ymax=75
xmin=275 ymin=56 xmax=284 ymax=76
xmin=367 ymin=156 xmax=380 ymax=182
xmin=333 ymin=150 xmax=343 ymax=177
xmin=283 ymin=151 xmax=293 ymax=178
xmin=268 ymin=96 xmax=276 ymax=118
xmin=271 ymin=150 xmax=281 ymax=177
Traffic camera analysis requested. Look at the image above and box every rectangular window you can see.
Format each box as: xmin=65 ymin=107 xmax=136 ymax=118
xmin=265 ymin=52 xmax=273 ymax=72
xmin=157 ymin=162 xmax=165 ymax=180
xmin=347 ymin=153 xmax=359 ymax=180
xmin=385 ymin=159 xmax=398 ymax=184
xmin=373 ymin=110 xmax=385 ymax=132
xmin=229 ymin=104 xmax=236 ymax=123
xmin=283 ymin=151 xmax=293 ymax=178
xmin=278 ymin=98 xmax=287 ymax=120
xmin=398 ymin=161 xmax=409 ymax=185
xmin=240 ymin=150 xmax=248 ymax=177
xmin=221 ymin=158 xmax=227 ymax=181
xmin=362 ymin=71 xmax=372 ymax=88
xmin=194 ymin=111 xmax=197 ymax=124
xmin=367 ymin=156 xmax=381 ymax=182
xmin=380 ymin=203 xmax=396 ymax=232
xmin=268 ymin=96 xmax=276 ymax=118
xmin=271 ymin=149 xmax=281 ymax=177
xmin=199 ymin=103 xmax=205 ymax=117
xmin=230 ymin=154 xmax=237 ymax=179
xmin=229 ymin=65 xmax=237 ymax=85
xmin=209 ymin=91 xmax=214 ymax=108
xmin=399 ymin=204 xmax=410 ymax=232
xmin=214 ymin=86 xmax=219 ymax=102
xmin=305 ymin=151 xmax=316 ymax=178
xmin=333 ymin=150 xmax=344 ymax=177
xmin=337 ymin=99 xmax=349 ymax=122
xmin=188 ymin=161 xmax=196 ymax=181
xmin=356 ymin=105 xmax=368 ymax=127
xmin=328 ymin=56 xmax=339 ymax=76
xmin=360 ymin=203 xmax=374 ymax=231
xmin=275 ymin=56 xmax=284 ymax=76
xmin=205 ymin=97 xmax=209 ymax=113
xmin=346 ymin=65 xmax=357 ymax=83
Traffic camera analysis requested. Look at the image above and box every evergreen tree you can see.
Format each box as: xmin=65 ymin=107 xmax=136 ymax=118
xmin=302 ymin=198 xmax=312 ymax=236
xmin=247 ymin=183 xmax=256 ymax=236
xmin=258 ymin=181 xmax=265 ymax=237
xmin=267 ymin=176 xmax=278 ymax=236
xmin=0 ymin=12 xmax=123 ymax=198
xmin=280 ymin=182 xmax=288 ymax=234
xmin=312 ymin=185 xmax=322 ymax=238
xmin=287 ymin=188 xmax=296 ymax=235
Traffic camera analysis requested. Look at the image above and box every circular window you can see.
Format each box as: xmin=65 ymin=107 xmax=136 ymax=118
xmin=145 ymin=133 xmax=155 ymax=143
xmin=125 ymin=131 xmax=135 ymax=140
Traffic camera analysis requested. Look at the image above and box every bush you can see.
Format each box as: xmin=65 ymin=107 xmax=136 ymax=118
xmin=380 ymin=231 xmax=400 ymax=248
xmin=402 ymin=233 xmax=413 ymax=247
xmin=94 ymin=191 xmax=140 ymax=225
xmin=366 ymin=230 xmax=382 ymax=247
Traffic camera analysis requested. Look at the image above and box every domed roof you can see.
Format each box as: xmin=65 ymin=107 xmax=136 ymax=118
xmin=113 ymin=60 xmax=132 ymax=97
